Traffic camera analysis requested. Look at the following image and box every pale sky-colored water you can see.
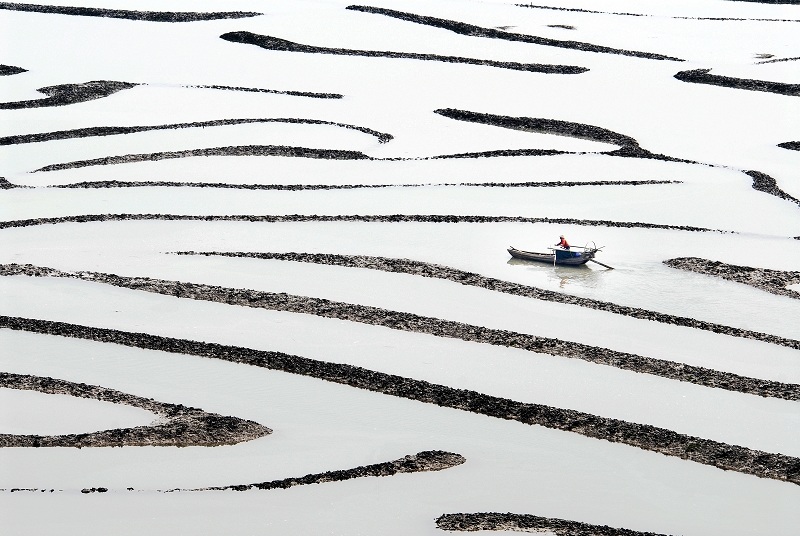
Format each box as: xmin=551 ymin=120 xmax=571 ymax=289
xmin=1 ymin=0 xmax=799 ymax=534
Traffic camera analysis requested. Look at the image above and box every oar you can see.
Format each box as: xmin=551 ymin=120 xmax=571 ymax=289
xmin=589 ymin=258 xmax=614 ymax=270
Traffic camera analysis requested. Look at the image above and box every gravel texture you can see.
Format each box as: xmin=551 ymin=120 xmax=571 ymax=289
xmin=184 ymin=450 xmax=465 ymax=492
xmin=665 ymin=257 xmax=800 ymax=299
xmin=46 ymin=179 xmax=677 ymax=190
xmin=32 ymin=145 xmax=371 ymax=173
xmin=0 ymin=64 xmax=26 ymax=75
xmin=436 ymin=512 xmax=673 ymax=535
xmin=746 ymin=170 xmax=800 ymax=206
xmin=2 ymin=314 xmax=798 ymax=485
xmin=756 ymin=56 xmax=800 ymax=64
xmin=0 ymin=213 xmax=722 ymax=232
xmin=0 ymin=81 xmax=137 ymax=110
xmin=0 ymin=2 xmax=261 ymax=21
xmin=179 ymin=85 xmax=341 ymax=99
xmin=674 ymin=69 xmax=800 ymax=96
xmin=0 ymin=372 xmax=271 ymax=448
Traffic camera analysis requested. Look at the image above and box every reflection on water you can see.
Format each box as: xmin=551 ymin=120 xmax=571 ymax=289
xmin=507 ymin=258 xmax=606 ymax=289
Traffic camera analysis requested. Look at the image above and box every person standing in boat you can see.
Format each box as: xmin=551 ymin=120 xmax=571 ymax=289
xmin=555 ymin=235 xmax=570 ymax=249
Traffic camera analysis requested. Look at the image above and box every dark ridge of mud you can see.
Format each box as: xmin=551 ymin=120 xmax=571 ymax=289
xmin=0 ymin=118 xmax=391 ymax=146
xmin=32 ymin=145 xmax=371 ymax=173
xmin=436 ymin=513 xmax=672 ymax=535
xmin=186 ymin=450 xmax=465 ymax=492
xmin=516 ymin=3 xmax=800 ymax=22
xmin=436 ymin=108 xmax=639 ymax=148
xmin=427 ymin=148 xmax=569 ymax=159
xmin=2 ymin=315 xmax=799 ymax=486
xmin=51 ymin=179 xmax=678 ymax=190
xmin=756 ymin=56 xmax=800 ymax=64
xmin=0 ymin=371 xmax=270 ymax=447
xmin=220 ymin=31 xmax=588 ymax=74
xmin=664 ymin=257 xmax=800 ymax=300
xmin=727 ymin=0 xmax=800 ymax=4
xmin=778 ymin=141 xmax=800 ymax=151
xmin=177 ymin=251 xmax=800 ymax=354
xmin=182 ymin=84 xmax=342 ymax=99
xmin=5 ymin=262 xmax=799 ymax=399
xmin=432 ymin=108 xmax=697 ymax=164
xmin=0 ymin=178 xmax=18 ymax=189
xmin=0 ymin=64 xmax=27 ymax=76
xmin=0 ymin=2 xmax=261 ymax=21
xmin=745 ymin=170 xmax=800 ymax=206
xmin=674 ymin=69 xmax=800 ymax=97
xmin=346 ymin=5 xmax=683 ymax=61
xmin=0 ymin=213 xmax=722 ymax=233
xmin=0 ymin=81 xmax=137 ymax=110
xmin=3 ymin=450 xmax=464 ymax=493
xmin=547 ymin=24 xmax=576 ymax=30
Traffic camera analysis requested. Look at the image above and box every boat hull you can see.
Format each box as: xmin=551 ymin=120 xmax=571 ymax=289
xmin=508 ymin=246 xmax=595 ymax=266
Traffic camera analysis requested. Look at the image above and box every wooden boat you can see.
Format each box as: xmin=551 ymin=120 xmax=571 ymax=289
xmin=508 ymin=245 xmax=600 ymax=266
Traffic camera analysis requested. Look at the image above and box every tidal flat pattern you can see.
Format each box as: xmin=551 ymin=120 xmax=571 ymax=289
xmin=1 ymin=1 xmax=799 ymax=535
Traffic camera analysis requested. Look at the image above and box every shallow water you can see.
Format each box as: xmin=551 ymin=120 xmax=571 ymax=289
xmin=2 ymin=0 xmax=800 ymax=534
xmin=0 ymin=388 xmax=156 ymax=435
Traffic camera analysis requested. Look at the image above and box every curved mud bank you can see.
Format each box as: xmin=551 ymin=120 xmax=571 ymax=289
xmin=220 ymin=32 xmax=588 ymax=74
xmin=435 ymin=108 xmax=639 ymax=148
xmin=32 ymin=145 xmax=371 ymax=173
xmin=665 ymin=257 xmax=800 ymax=299
xmin=2 ymin=315 xmax=799 ymax=485
xmin=0 ymin=81 xmax=136 ymax=110
xmin=0 ymin=2 xmax=261 ymax=21
xmin=674 ymin=69 xmax=800 ymax=97
xmin=49 ymin=179 xmax=677 ymax=190
xmin=0 ymin=213 xmax=724 ymax=233
xmin=745 ymin=171 xmax=800 ymax=206
xmin=0 ymin=372 xmax=270 ymax=448
xmin=433 ymin=108 xmax=695 ymax=164
xmin=436 ymin=512 xmax=672 ymax=535
xmin=4 ymin=262 xmax=799 ymax=400
xmin=3 ymin=450 xmax=464 ymax=493
xmin=181 ymin=84 xmax=341 ymax=99
xmin=346 ymin=5 xmax=683 ymax=61
xmin=434 ymin=110 xmax=798 ymax=207
xmin=757 ymin=56 xmax=800 ymax=64
xmin=0 ymin=64 xmax=26 ymax=76
xmin=0 ymin=118 xmax=391 ymax=146
xmin=727 ymin=0 xmax=800 ymax=4
xmin=186 ymin=450 xmax=465 ymax=492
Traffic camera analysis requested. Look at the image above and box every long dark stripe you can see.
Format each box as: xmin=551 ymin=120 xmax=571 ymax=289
xmin=2 ymin=315 xmax=799 ymax=485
